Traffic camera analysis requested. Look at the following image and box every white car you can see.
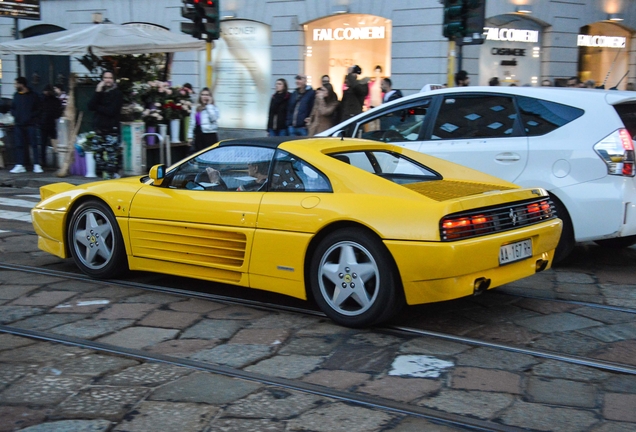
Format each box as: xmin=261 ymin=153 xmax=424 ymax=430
xmin=319 ymin=86 xmax=636 ymax=262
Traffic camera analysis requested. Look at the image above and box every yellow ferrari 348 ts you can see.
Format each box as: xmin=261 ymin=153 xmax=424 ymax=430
xmin=32 ymin=137 xmax=562 ymax=327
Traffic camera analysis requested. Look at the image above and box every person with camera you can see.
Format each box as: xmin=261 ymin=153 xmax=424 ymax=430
xmin=340 ymin=65 xmax=369 ymax=122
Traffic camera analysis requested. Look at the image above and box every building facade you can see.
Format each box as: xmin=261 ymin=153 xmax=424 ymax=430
xmin=1 ymin=0 xmax=635 ymax=133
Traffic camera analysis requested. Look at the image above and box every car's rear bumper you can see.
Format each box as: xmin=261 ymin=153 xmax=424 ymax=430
xmin=555 ymin=176 xmax=636 ymax=241
xmin=384 ymin=218 xmax=562 ymax=305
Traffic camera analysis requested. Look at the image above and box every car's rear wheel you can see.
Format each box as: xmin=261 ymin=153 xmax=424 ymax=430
xmin=310 ymin=228 xmax=404 ymax=327
xmin=552 ymin=197 xmax=575 ymax=264
xmin=594 ymin=235 xmax=636 ymax=249
xmin=68 ymin=200 xmax=127 ymax=278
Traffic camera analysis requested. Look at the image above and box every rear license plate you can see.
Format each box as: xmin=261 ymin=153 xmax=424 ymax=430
xmin=499 ymin=239 xmax=532 ymax=265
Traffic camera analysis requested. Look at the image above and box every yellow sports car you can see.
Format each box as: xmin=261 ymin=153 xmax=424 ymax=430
xmin=32 ymin=137 xmax=562 ymax=327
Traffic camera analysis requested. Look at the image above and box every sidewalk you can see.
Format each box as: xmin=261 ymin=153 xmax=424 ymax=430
xmin=0 ymin=165 xmax=118 ymax=190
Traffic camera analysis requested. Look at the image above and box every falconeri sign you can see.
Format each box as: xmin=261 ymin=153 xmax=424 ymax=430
xmin=313 ymin=26 xmax=386 ymax=41
xmin=484 ymin=27 xmax=539 ymax=43
xmin=577 ymin=34 xmax=626 ymax=48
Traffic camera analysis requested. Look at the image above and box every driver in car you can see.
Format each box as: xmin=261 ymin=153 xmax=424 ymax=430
xmin=204 ymin=160 xmax=269 ymax=191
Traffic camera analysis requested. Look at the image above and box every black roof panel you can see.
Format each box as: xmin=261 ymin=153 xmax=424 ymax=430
xmin=217 ymin=136 xmax=307 ymax=149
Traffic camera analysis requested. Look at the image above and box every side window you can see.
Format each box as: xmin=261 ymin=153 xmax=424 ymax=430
xmin=165 ymin=145 xmax=275 ymax=191
xmin=353 ymin=100 xmax=431 ymax=143
xmin=270 ymin=151 xmax=331 ymax=192
xmin=517 ymin=96 xmax=584 ymax=136
xmin=432 ymin=95 xmax=517 ymax=139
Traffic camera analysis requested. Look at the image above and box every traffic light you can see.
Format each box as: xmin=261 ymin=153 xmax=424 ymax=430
xmin=464 ymin=0 xmax=485 ymax=40
xmin=443 ymin=0 xmax=464 ymax=39
xmin=201 ymin=0 xmax=220 ymax=40
xmin=181 ymin=0 xmax=221 ymax=41
xmin=442 ymin=0 xmax=485 ymax=42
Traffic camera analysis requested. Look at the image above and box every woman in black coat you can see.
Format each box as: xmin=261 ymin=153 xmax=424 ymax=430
xmin=267 ymin=78 xmax=290 ymax=136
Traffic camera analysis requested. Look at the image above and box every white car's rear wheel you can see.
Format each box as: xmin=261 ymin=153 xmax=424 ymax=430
xmin=310 ymin=228 xmax=403 ymax=327
xmin=68 ymin=200 xmax=127 ymax=278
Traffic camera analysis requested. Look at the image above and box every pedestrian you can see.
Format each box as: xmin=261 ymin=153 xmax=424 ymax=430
xmin=39 ymin=84 xmax=63 ymax=168
xmin=307 ymin=83 xmax=339 ymax=136
xmin=567 ymin=76 xmax=581 ymax=88
xmin=381 ymin=78 xmax=403 ymax=103
xmin=489 ymin=77 xmax=500 ymax=86
xmin=321 ymin=75 xmax=330 ymax=86
xmin=287 ymin=74 xmax=315 ymax=136
xmin=267 ymin=78 xmax=290 ymax=137
xmin=88 ymin=70 xmax=123 ymax=134
xmin=627 ymin=83 xmax=636 ymax=91
xmin=187 ymin=87 xmax=220 ymax=152
xmin=9 ymin=76 xmax=42 ymax=174
xmin=455 ymin=70 xmax=470 ymax=87
xmin=53 ymin=83 xmax=68 ymax=112
xmin=382 ymin=78 xmax=402 ymax=103
xmin=340 ymin=65 xmax=369 ymax=122
xmin=583 ymin=79 xmax=595 ymax=88
xmin=366 ymin=65 xmax=384 ymax=110
xmin=87 ymin=70 xmax=123 ymax=178
xmin=541 ymin=79 xmax=552 ymax=87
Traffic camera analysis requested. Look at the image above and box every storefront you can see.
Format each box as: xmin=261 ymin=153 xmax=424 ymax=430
xmin=478 ymin=15 xmax=544 ymax=86
xmin=208 ymin=20 xmax=272 ymax=130
xmin=577 ymin=22 xmax=631 ymax=89
xmin=304 ymin=14 xmax=392 ymax=100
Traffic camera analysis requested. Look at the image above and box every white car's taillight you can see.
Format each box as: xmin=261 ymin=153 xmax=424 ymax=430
xmin=593 ymin=128 xmax=635 ymax=177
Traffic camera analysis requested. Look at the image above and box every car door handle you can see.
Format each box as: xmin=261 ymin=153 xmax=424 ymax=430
xmin=495 ymin=153 xmax=520 ymax=162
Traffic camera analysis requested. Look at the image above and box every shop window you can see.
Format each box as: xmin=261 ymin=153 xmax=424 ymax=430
xmin=352 ymin=101 xmax=431 ymax=143
xmin=517 ymin=96 xmax=583 ymax=136
xmin=432 ymin=95 xmax=516 ymax=139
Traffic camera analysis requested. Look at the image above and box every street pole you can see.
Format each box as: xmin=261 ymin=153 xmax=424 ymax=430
xmin=206 ymin=40 xmax=213 ymax=88
xmin=447 ymin=40 xmax=456 ymax=87
xmin=14 ymin=18 xmax=21 ymax=77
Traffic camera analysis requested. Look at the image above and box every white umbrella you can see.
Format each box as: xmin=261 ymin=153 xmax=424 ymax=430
xmin=0 ymin=23 xmax=205 ymax=56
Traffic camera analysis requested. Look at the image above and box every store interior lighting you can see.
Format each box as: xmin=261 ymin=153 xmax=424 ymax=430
xmin=515 ymin=5 xmax=532 ymax=14
xmin=607 ymin=13 xmax=624 ymax=21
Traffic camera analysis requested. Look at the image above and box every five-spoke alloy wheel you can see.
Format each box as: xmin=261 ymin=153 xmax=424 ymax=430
xmin=310 ymin=228 xmax=403 ymax=327
xmin=68 ymin=200 xmax=127 ymax=278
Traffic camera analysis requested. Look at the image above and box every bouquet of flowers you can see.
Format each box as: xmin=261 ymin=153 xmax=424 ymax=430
xmin=142 ymin=108 xmax=163 ymax=127
xmin=75 ymin=132 xmax=104 ymax=156
xmin=161 ymin=100 xmax=186 ymax=122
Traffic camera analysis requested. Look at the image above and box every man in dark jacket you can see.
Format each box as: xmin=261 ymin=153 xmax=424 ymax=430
xmin=88 ymin=70 xmax=123 ymax=134
xmin=287 ymin=74 xmax=315 ymax=136
xmin=340 ymin=65 xmax=369 ymax=122
xmin=87 ymin=70 xmax=123 ymax=178
xmin=381 ymin=78 xmax=403 ymax=103
xmin=10 ymin=77 xmax=42 ymax=174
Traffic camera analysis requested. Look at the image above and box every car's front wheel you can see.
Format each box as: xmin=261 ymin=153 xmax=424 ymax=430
xmin=310 ymin=228 xmax=404 ymax=327
xmin=67 ymin=200 xmax=128 ymax=278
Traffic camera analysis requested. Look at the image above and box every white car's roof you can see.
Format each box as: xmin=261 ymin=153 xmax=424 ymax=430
xmin=319 ymin=86 xmax=636 ymax=136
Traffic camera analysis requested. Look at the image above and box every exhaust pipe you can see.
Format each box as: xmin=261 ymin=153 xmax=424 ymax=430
xmin=473 ymin=277 xmax=491 ymax=295
xmin=535 ymin=259 xmax=549 ymax=273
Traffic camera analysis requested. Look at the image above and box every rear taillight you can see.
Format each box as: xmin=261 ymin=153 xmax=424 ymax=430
xmin=593 ymin=128 xmax=635 ymax=177
xmin=441 ymin=214 xmax=494 ymax=240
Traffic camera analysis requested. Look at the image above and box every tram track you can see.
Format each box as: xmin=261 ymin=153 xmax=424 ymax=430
xmin=0 ymin=323 xmax=517 ymax=432
xmin=2 ymin=262 xmax=636 ymax=376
